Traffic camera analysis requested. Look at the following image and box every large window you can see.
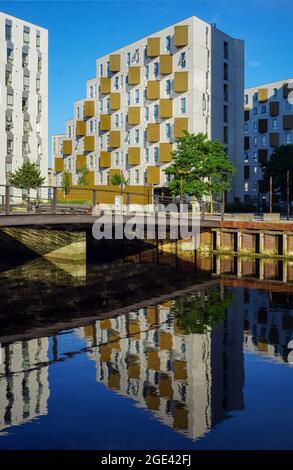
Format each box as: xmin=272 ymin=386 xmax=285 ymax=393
xmin=5 ymin=22 xmax=12 ymax=41
xmin=23 ymin=28 xmax=30 ymax=45
xmin=165 ymin=35 xmax=171 ymax=52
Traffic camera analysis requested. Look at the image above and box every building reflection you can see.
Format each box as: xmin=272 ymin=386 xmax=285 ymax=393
xmin=77 ymin=287 xmax=245 ymax=441
xmin=0 ymin=338 xmax=50 ymax=431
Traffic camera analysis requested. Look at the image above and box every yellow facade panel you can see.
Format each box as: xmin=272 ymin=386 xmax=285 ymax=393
xmin=147 ymin=37 xmax=160 ymax=57
xmin=109 ymin=130 xmax=120 ymax=148
xmin=76 ymin=120 xmax=86 ymax=137
xmin=100 ymin=77 xmax=111 ymax=94
xmin=109 ymin=54 xmax=121 ymax=72
xmin=84 ymin=135 xmax=95 ymax=152
xmin=128 ymin=107 xmax=140 ymax=125
xmin=174 ymin=25 xmax=188 ymax=47
xmin=159 ymin=55 xmax=172 ymax=75
xmin=100 ymin=114 xmax=111 ymax=131
xmin=110 ymin=93 xmax=120 ymax=110
xmin=128 ymin=147 xmax=140 ymax=165
xmin=174 ymin=71 xmax=188 ymax=93
xmin=109 ymin=168 xmax=122 ymax=180
xmin=174 ymin=117 xmax=188 ymax=138
xmin=159 ymin=99 xmax=172 ymax=118
xmin=62 ymin=140 xmax=72 ymax=155
xmin=86 ymin=171 xmax=95 ymax=185
xmin=76 ymin=154 xmax=86 ymax=171
xmin=147 ymin=166 xmax=160 ymax=185
xmin=55 ymin=157 xmax=64 ymax=173
xmin=147 ymin=123 xmax=160 ymax=142
xmin=258 ymin=88 xmax=268 ymax=102
xmin=84 ymin=100 xmax=95 ymax=117
xmin=147 ymin=80 xmax=160 ymax=100
xmin=128 ymin=66 xmax=140 ymax=85
xmin=159 ymin=143 xmax=173 ymax=162
xmin=100 ymin=151 xmax=111 ymax=167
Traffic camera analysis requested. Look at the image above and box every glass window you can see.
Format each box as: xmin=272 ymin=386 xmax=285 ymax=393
xmin=23 ymin=74 xmax=30 ymax=91
xmin=166 ymin=35 xmax=171 ymax=51
xmin=99 ymin=64 xmax=103 ymax=77
xmin=253 ymin=92 xmax=258 ymax=101
xmin=244 ymin=123 xmax=249 ymax=133
xmin=135 ymin=88 xmax=139 ymax=104
xmin=286 ymin=132 xmax=291 ymax=144
xmin=244 ymin=181 xmax=249 ymax=192
xmin=286 ymin=101 xmax=292 ymax=110
xmin=154 ymin=104 xmax=159 ymax=119
xmin=145 ymin=65 xmax=149 ymax=80
xmin=7 ymin=47 xmax=13 ymax=64
xmin=165 ymin=123 xmax=171 ymax=139
xmin=36 ymin=77 xmax=40 ymax=92
xmin=7 ymin=93 xmax=13 ymax=109
xmin=244 ymin=95 xmax=248 ymax=105
xmin=261 ymin=105 xmax=266 ymax=114
xmin=135 ymin=129 xmax=140 ymax=144
xmin=99 ymin=100 xmax=103 ymax=113
xmin=114 ymin=152 xmax=119 ymax=166
xmin=114 ymin=76 xmax=119 ymax=90
xmin=145 ymin=148 xmax=149 ymax=162
xmin=106 ymin=97 xmax=110 ymax=112
xmin=273 ymin=88 xmax=278 ymax=97
xmin=272 ymin=118 xmax=278 ymax=130
xmin=261 ymin=135 xmax=267 ymax=146
xmin=145 ymin=107 xmax=149 ymax=120
xmin=135 ymin=170 xmax=139 ymax=183
xmin=154 ymin=146 xmax=159 ymax=162
xmin=23 ymin=29 xmax=30 ymax=45
xmin=253 ymin=151 xmax=258 ymax=161
xmin=178 ymin=52 xmax=186 ymax=69
xmin=89 ymin=120 xmax=94 ymax=133
xmin=166 ymin=79 xmax=171 ymax=95
xmin=5 ymin=22 xmax=12 ymax=41
xmin=253 ymin=121 xmax=257 ymax=131
xmin=115 ymin=114 xmax=119 ymax=128
xmin=254 ymin=136 xmax=258 ymax=146
xmin=253 ymin=107 xmax=258 ymax=115
xmin=127 ymin=92 xmax=131 ymax=106
xmin=180 ymin=97 xmax=186 ymax=114
xmin=89 ymin=85 xmax=93 ymax=98
xmin=36 ymin=32 xmax=40 ymax=48
xmin=154 ymin=62 xmax=159 ymax=78
xmin=253 ymin=166 xmax=258 ymax=175
xmin=127 ymin=52 xmax=131 ymax=66
xmin=38 ymin=58 xmax=42 ymax=72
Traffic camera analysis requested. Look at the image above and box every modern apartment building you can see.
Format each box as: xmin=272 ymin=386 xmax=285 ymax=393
xmin=244 ymin=78 xmax=293 ymax=205
xmin=53 ymin=16 xmax=244 ymax=203
xmin=0 ymin=12 xmax=48 ymax=194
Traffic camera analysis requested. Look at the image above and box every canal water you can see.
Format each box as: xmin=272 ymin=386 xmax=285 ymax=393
xmin=0 ymin=249 xmax=293 ymax=450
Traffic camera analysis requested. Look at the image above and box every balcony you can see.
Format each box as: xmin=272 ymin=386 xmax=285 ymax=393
xmin=128 ymin=147 xmax=140 ymax=165
xmin=100 ymin=77 xmax=111 ymax=94
xmin=283 ymin=115 xmax=293 ymax=129
xmin=147 ymin=81 xmax=160 ymax=100
xmin=147 ymin=123 xmax=160 ymax=142
xmin=174 ymin=71 xmax=188 ymax=93
xmin=174 ymin=117 xmax=188 ymax=138
xmin=147 ymin=37 xmax=160 ymax=57
xmin=258 ymin=88 xmax=268 ymax=102
xmin=100 ymin=114 xmax=111 ymax=131
xmin=76 ymin=120 xmax=86 ymax=137
xmin=147 ymin=166 xmax=160 ymax=185
xmin=109 ymin=168 xmax=121 ymax=180
xmin=270 ymin=101 xmax=279 ymax=116
xmin=128 ymin=67 xmax=140 ymax=85
xmin=258 ymin=119 xmax=268 ymax=134
xmin=174 ymin=25 xmax=188 ymax=48
xmin=128 ymin=107 xmax=140 ymax=125
xmin=159 ymin=55 xmax=172 ymax=75
xmin=109 ymin=131 xmax=121 ymax=148
xmin=84 ymin=135 xmax=95 ymax=152
xmin=86 ymin=171 xmax=95 ymax=185
xmin=55 ymin=157 xmax=64 ymax=173
xmin=63 ymin=140 xmax=72 ymax=155
xmin=109 ymin=54 xmax=121 ymax=73
xmin=84 ymin=100 xmax=95 ymax=118
xmin=159 ymin=99 xmax=172 ymax=119
xmin=110 ymin=93 xmax=120 ymax=110
xmin=270 ymin=132 xmax=279 ymax=147
xmin=76 ymin=154 xmax=86 ymax=171
xmin=100 ymin=151 xmax=111 ymax=167
xmin=159 ymin=143 xmax=173 ymax=162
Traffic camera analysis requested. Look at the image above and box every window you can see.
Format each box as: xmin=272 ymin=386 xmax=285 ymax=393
xmin=154 ymin=146 xmax=159 ymax=162
xmin=286 ymin=101 xmax=292 ymax=110
xmin=165 ymin=123 xmax=171 ymax=139
xmin=38 ymin=100 xmax=42 ymax=114
xmin=99 ymin=64 xmax=103 ymax=77
xmin=36 ymin=77 xmax=40 ymax=92
xmin=76 ymin=107 xmax=80 ymax=119
xmin=253 ymin=151 xmax=258 ymax=161
xmin=223 ymin=126 xmax=228 ymax=144
xmin=165 ymin=79 xmax=171 ymax=95
xmin=244 ymin=181 xmax=249 ymax=192
xmin=89 ymin=85 xmax=93 ymax=98
xmin=224 ymin=41 xmax=229 ymax=60
xmin=286 ymin=132 xmax=292 ymax=144
xmin=224 ymin=62 xmax=228 ymax=81
xmin=23 ymin=74 xmax=30 ymax=91
xmin=145 ymin=148 xmax=149 ymax=162
xmin=154 ymin=104 xmax=159 ymax=120
xmin=99 ymin=135 xmax=103 ymax=149
xmin=23 ymin=28 xmax=30 ymax=45
xmin=135 ymin=129 xmax=140 ymax=144
xmin=22 ymin=52 xmax=28 ymax=68
xmin=135 ymin=88 xmax=139 ymax=104
xmin=253 ymin=182 xmax=258 ymax=192
xmin=36 ymin=31 xmax=41 ymax=48
xmin=5 ymin=22 xmax=12 ymax=41
xmin=244 ymin=123 xmax=249 ymax=133
xmin=145 ymin=107 xmax=149 ymax=120
xmin=114 ymin=76 xmax=119 ymax=90
xmin=244 ymin=153 xmax=249 ymax=163
xmin=253 ymin=92 xmax=258 ymax=101
xmin=224 ymin=84 xmax=228 ymax=101
xmin=5 ymin=69 xmax=12 ymax=86
xmin=99 ymin=100 xmax=103 ymax=113
xmin=7 ymin=93 xmax=13 ymax=109
xmin=180 ymin=97 xmax=186 ymax=114
xmin=224 ymin=104 xmax=228 ymax=123
xmin=68 ymin=126 xmax=72 ymax=138
xmin=261 ymin=105 xmax=266 ymax=114
xmin=127 ymin=52 xmax=131 ymax=66
xmin=253 ymin=136 xmax=258 ymax=146
xmin=114 ymin=152 xmax=119 ymax=166
xmin=178 ymin=52 xmax=186 ymax=69
xmin=7 ymin=47 xmax=13 ymax=64
xmin=114 ymin=114 xmax=119 ymax=128
xmin=38 ymin=58 xmax=42 ymax=73
xmin=273 ymin=88 xmax=278 ymax=97
xmin=253 ymin=166 xmax=258 ymax=175
xmin=135 ymin=170 xmax=139 ymax=183
xmin=253 ymin=107 xmax=258 ymax=115
xmin=272 ymin=118 xmax=278 ymax=130
xmin=7 ymin=139 xmax=13 ymax=155
xmin=127 ymin=92 xmax=131 ymax=106
xmin=253 ymin=121 xmax=257 ymax=132
xmin=166 ymin=35 xmax=171 ymax=52
xmin=89 ymin=120 xmax=94 ymax=133
xmin=106 ymin=97 xmax=110 ymax=113
xmin=145 ymin=65 xmax=149 ymax=80
xmin=154 ymin=62 xmax=159 ymax=78
xmin=244 ymin=94 xmax=248 ymax=105
xmin=261 ymin=135 xmax=267 ymax=146
xmin=106 ymin=61 xmax=110 ymax=77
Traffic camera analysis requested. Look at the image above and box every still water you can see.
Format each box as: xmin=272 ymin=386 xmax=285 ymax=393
xmin=0 ymin=250 xmax=293 ymax=450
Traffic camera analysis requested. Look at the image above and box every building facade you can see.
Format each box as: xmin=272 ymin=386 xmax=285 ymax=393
xmin=0 ymin=12 xmax=48 ymax=194
xmin=53 ymin=16 xmax=244 ymax=203
xmin=244 ymin=78 xmax=293 ymax=205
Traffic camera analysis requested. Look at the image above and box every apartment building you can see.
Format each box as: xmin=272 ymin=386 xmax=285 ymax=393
xmin=244 ymin=78 xmax=293 ymax=205
xmin=0 ymin=12 xmax=48 ymax=194
xmin=53 ymin=16 xmax=244 ymax=203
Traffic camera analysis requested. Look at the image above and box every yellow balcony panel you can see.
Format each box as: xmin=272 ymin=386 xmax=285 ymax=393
xmin=109 ymin=168 xmax=121 ymax=180
xmin=159 ymin=143 xmax=173 ymax=162
xmin=100 ymin=151 xmax=111 ymax=167
xmin=128 ymin=66 xmax=140 ymax=85
xmin=159 ymin=55 xmax=172 ymax=75
xmin=76 ymin=120 xmax=86 ymax=137
xmin=62 ymin=139 xmax=72 ymax=155
xmin=86 ymin=171 xmax=95 ymax=185
xmin=174 ymin=117 xmax=188 ymax=138
xmin=109 ymin=54 xmax=121 ymax=73
xmin=258 ymin=88 xmax=268 ymax=102
xmin=174 ymin=71 xmax=188 ymax=93
xmin=174 ymin=25 xmax=188 ymax=47
xmin=147 ymin=166 xmax=160 ymax=185
xmin=147 ymin=123 xmax=160 ymax=142
xmin=100 ymin=114 xmax=111 ymax=131
xmin=147 ymin=37 xmax=160 ymax=57
xmin=76 ymin=154 xmax=86 ymax=171
xmin=159 ymin=99 xmax=172 ymax=118
xmin=128 ymin=147 xmax=140 ymax=165
xmin=147 ymin=80 xmax=160 ymax=100
xmin=84 ymin=100 xmax=95 ymax=117
xmin=109 ymin=130 xmax=120 ymax=148
xmin=128 ymin=107 xmax=140 ymax=125
xmin=55 ymin=157 xmax=64 ymax=173
xmin=84 ymin=135 xmax=95 ymax=153
xmin=100 ymin=77 xmax=111 ymax=94
xmin=110 ymin=93 xmax=120 ymax=110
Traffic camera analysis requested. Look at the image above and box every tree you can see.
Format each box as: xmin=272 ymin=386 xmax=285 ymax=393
xmin=165 ymin=132 xmax=236 ymax=201
xmin=260 ymin=145 xmax=293 ymax=203
xmin=8 ymin=162 xmax=45 ymax=209
xmin=110 ymin=173 xmax=129 ymax=206
xmin=61 ymin=170 xmax=71 ymax=198
xmin=77 ymin=166 xmax=89 ymax=186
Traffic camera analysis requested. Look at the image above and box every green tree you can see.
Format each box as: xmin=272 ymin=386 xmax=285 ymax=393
xmin=8 ymin=162 xmax=45 ymax=209
xmin=165 ymin=132 xmax=236 ymax=201
xmin=171 ymin=287 xmax=233 ymax=335
xmin=261 ymin=145 xmax=293 ymax=203
xmin=110 ymin=173 xmax=129 ymax=204
xmin=77 ymin=166 xmax=89 ymax=186
xmin=61 ymin=170 xmax=71 ymax=198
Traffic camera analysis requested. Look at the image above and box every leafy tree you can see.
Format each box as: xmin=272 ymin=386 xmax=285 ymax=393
xmin=110 ymin=173 xmax=129 ymax=203
xmin=8 ymin=162 xmax=45 ymax=209
xmin=77 ymin=166 xmax=89 ymax=186
xmin=171 ymin=287 xmax=233 ymax=335
xmin=61 ymin=170 xmax=71 ymax=198
xmin=165 ymin=132 xmax=236 ymax=201
xmin=260 ymin=145 xmax=293 ymax=202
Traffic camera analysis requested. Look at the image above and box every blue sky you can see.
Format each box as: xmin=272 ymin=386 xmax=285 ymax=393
xmin=1 ymin=0 xmax=293 ymax=165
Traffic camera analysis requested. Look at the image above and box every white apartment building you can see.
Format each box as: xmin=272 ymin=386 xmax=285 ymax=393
xmin=0 ymin=12 xmax=48 ymax=194
xmin=53 ymin=16 xmax=244 ymax=203
xmin=244 ymin=78 xmax=293 ymax=205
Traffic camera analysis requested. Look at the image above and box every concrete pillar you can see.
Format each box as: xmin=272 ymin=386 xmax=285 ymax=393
xmin=237 ymin=231 xmax=242 ymax=253
xmin=259 ymin=232 xmax=265 ymax=255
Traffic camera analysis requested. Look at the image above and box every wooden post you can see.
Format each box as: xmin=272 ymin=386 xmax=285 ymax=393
xmin=5 ymin=185 xmax=10 ymax=215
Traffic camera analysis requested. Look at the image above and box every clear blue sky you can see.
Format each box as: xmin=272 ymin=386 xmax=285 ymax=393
xmin=1 ymin=0 xmax=293 ymax=165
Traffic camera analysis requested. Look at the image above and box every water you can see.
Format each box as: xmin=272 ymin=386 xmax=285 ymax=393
xmin=0 ymin=251 xmax=293 ymax=450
